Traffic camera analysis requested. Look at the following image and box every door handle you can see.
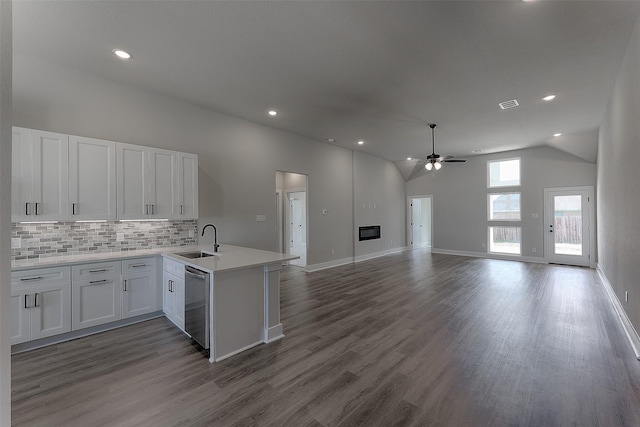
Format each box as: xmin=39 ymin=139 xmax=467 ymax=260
xmin=34 ymin=293 xmax=39 ymax=308
xmin=24 ymin=294 xmax=30 ymax=309
xmin=123 ymin=280 xmax=127 ymax=292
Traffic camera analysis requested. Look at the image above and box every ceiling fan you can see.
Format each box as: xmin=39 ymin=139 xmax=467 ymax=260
xmin=408 ymin=124 xmax=466 ymax=178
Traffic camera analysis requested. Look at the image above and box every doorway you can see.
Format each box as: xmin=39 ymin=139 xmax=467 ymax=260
xmin=408 ymin=196 xmax=432 ymax=250
xmin=276 ymin=171 xmax=308 ymax=267
xmin=544 ymin=186 xmax=593 ymax=267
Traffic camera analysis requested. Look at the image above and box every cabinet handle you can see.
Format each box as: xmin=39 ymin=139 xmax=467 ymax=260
xmin=131 ymin=264 xmax=147 ymax=268
xmin=34 ymin=293 xmax=39 ymax=308
xmin=35 ymin=202 xmax=40 ymax=215
xmin=25 ymin=202 xmax=30 ymax=215
xmin=180 ymin=204 xmax=184 ymax=215
xmin=169 ymin=279 xmax=173 ymax=292
xmin=151 ymin=204 xmax=155 ymax=215
xmin=145 ymin=204 xmax=149 ymax=215
xmin=72 ymin=203 xmax=77 ymax=215
xmin=123 ymin=280 xmax=127 ymax=292
xmin=24 ymin=294 xmax=30 ymax=309
xmin=89 ymin=268 xmax=108 ymax=273
xmin=89 ymin=279 xmax=108 ymax=284
xmin=20 ymin=276 xmax=42 ymax=281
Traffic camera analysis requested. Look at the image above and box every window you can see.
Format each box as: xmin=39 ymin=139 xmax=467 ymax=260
xmin=489 ymin=226 xmax=521 ymax=255
xmin=488 ymin=193 xmax=521 ymax=221
xmin=488 ymin=158 xmax=520 ymax=188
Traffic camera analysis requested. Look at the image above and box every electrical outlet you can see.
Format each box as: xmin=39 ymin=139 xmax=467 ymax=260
xmin=532 ymin=248 xmax=537 ymax=253
xmin=116 ymin=233 xmax=125 ymax=242
xmin=11 ymin=238 xmax=21 ymax=249
xmin=331 ymin=249 xmax=335 ymax=255
xmin=481 ymin=243 xmax=486 ymax=248
xmin=390 ymin=239 xmax=393 ymax=246
xmin=256 ymin=214 xmax=267 ymax=222
xmin=189 ymin=230 xmax=195 ymax=238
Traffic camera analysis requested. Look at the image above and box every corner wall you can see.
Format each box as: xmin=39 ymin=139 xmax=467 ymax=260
xmin=598 ymin=14 xmax=640 ymax=336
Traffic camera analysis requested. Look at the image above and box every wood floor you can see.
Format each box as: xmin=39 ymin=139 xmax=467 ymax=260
xmin=12 ymin=250 xmax=640 ymax=426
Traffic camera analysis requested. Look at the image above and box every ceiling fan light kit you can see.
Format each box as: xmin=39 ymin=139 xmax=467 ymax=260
xmin=422 ymin=123 xmax=466 ymax=172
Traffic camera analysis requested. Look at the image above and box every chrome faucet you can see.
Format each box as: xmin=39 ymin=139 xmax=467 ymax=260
xmin=201 ymin=224 xmax=219 ymax=252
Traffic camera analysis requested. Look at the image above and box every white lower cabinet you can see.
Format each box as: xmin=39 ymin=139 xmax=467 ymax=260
xmin=11 ymin=267 xmax=72 ymax=345
xmin=163 ymin=259 xmax=185 ymax=331
xmin=122 ymin=258 xmax=157 ymax=319
xmin=72 ymin=261 xmax=122 ymax=330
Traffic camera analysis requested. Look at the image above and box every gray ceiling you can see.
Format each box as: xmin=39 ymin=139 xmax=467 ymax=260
xmin=12 ymin=1 xmax=640 ymax=180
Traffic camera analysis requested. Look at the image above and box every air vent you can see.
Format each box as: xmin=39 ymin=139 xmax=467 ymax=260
xmin=499 ymin=99 xmax=519 ymax=110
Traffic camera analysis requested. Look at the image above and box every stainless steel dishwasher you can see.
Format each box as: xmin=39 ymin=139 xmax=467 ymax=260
xmin=184 ymin=266 xmax=210 ymax=350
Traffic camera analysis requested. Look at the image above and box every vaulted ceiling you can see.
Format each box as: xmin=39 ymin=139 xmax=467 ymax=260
xmin=13 ymin=1 xmax=640 ymax=180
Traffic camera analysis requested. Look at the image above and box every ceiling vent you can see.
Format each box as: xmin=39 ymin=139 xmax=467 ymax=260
xmin=499 ymin=99 xmax=519 ymax=110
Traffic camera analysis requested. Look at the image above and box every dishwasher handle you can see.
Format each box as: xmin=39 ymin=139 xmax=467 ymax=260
xmin=185 ymin=266 xmax=208 ymax=278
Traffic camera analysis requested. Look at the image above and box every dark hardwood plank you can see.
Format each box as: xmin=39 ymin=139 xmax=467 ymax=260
xmin=12 ymin=250 xmax=640 ymax=426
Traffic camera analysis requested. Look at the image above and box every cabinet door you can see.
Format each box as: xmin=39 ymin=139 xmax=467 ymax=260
xmin=148 ymin=148 xmax=178 ymax=219
xmin=173 ymin=276 xmax=185 ymax=330
xmin=69 ymin=135 xmax=117 ymax=221
xmin=116 ymin=143 xmax=147 ymax=219
xmin=163 ymin=271 xmax=176 ymax=320
xmin=72 ymin=277 xmax=122 ymax=330
xmin=30 ymin=283 xmax=72 ymax=340
xmin=11 ymin=288 xmax=30 ymax=345
xmin=177 ymin=153 xmax=198 ymax=219
xmin=11 ymin=128 xmax=68 ymax=221
xmin=122 ymin=274 xmax=155 ymax=319
xmin=11 ymin=127 xmax=33 ymax=222
xmin=122 ymin=258 xmax=157 ymax=319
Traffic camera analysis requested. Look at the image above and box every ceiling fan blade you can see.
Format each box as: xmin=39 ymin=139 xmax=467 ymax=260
xmin=443 ymin=159 xmax=467 ymax=163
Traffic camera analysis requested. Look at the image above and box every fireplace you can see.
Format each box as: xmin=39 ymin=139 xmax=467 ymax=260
xmin=359 ymin=225 xmax=381 ymax=241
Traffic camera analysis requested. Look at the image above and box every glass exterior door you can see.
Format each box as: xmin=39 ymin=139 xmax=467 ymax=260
xmin=545 ymin=188 xmax=591 ymax=266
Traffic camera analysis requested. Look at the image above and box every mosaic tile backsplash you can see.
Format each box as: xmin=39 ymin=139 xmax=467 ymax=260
xmin=11 ymin=220 xmax=198 ymax=261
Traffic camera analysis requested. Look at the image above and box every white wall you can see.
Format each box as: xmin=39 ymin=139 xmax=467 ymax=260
xmin=406 ymin=146 xmax=596 ymax=259
xmin=0 ymin=2 xmax=11 ymax=424
xmin=598 ymin=14 xmax=640 ymax=333
xmin=353 ymin=151 xmax=407 ymax=259
xmin=12 ymin=54 xmax=405 ymax=268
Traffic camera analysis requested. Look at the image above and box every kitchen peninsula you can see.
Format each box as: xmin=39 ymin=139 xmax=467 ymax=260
xmin=165 ymin=244 xmax=299 ymax=362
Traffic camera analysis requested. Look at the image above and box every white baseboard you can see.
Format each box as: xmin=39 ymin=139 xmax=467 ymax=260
xmin=431 ymin=247 xmax=547 ymax=264
xmin=597 ymin=265 xmax=640 ymax=360
xmin=305 ymin=257 xmax=353 ymax=273
xmin=264 ymin=324 xmax=284 ymax=343
xmin=305 ymin=246 xmax=409 ymax=273
xmin=212 ymin=339 xmax=264 ymax=363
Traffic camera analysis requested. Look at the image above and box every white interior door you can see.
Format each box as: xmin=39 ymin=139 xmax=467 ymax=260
xmin=544 ymin=187 xmax=592 ymax=267
xmin=409 ymin=196 xmax=432 ymax=249
xmin=287 ymin=191 xmax=306 ymax=267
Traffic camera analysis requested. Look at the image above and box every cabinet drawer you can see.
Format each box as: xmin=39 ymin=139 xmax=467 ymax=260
xmin=12 ymin=266 xmax=71 ymax=287
xmin=72 ymin=261 xmax=121 ymax=279
xmin=163 ymin=257 xmax=185 ymax=279
xmin=122 ymin=257 xmax=156 ymax=274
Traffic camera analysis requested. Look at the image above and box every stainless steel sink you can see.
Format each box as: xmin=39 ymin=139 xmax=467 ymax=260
xmin=175 ymin=251 xmax=216 ymax=259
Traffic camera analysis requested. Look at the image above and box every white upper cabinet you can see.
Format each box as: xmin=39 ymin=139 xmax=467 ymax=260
xmin=148 ymin=148 xmax=179 ymax=219
xmin=177 ymin=153 xmax=199 ymax=219
xmin=11 ymin=127 xmax=68 ymax=222
xmin=117 ymin=143 xmax=179 ymax=220
xmin=68 ymin=135 xmax=117 ymax=221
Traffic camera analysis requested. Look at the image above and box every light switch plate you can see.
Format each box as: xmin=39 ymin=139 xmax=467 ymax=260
xmin=256 ymin=214 xmax=267 ymax=222
xmin=11 ymin=238 xmax=21 ymax=249
xmin=189 ymin=230 xmax=195 ymax=238
xmin=116 ymin=233 xmax=125 ymax=242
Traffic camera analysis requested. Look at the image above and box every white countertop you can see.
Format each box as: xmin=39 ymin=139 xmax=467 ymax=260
xmin=164 ymin=244 xmax=299 ymax=273
xmin=11 ymin=244 xmax=299 ymax=272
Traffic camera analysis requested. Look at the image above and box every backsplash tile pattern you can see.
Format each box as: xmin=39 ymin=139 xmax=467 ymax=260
xmin=11 ymin=220 xmax=198 ymax=261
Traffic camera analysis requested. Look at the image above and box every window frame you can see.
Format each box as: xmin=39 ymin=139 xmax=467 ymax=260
xmin=488 ymin=226 xmax=522 ymax=256
xmin=487 ymin=192 xmax=522 ymax=222
xmin=487 ymin=157 xmax=521 ymax=188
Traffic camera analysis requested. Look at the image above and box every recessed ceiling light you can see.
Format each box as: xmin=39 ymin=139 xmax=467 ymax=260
xmin=542 ymin=94 xmax=556 ymax=101
xmin=553 ymin=133 xmax=562 ymax=137
xmin=268 ymin=110 xmax=278 ymax=116
xmin=112 ymin=49 xmax=131 ymax=60
xmin=407 ymin=157 xmax=412 ymax=161
xmin=471 ymin=149 xmax=483 ymax=153
xmin=358 ymin=140 xmax=364 ymax=145
xmin=326 ymin=138 xmax=335 ymax=143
